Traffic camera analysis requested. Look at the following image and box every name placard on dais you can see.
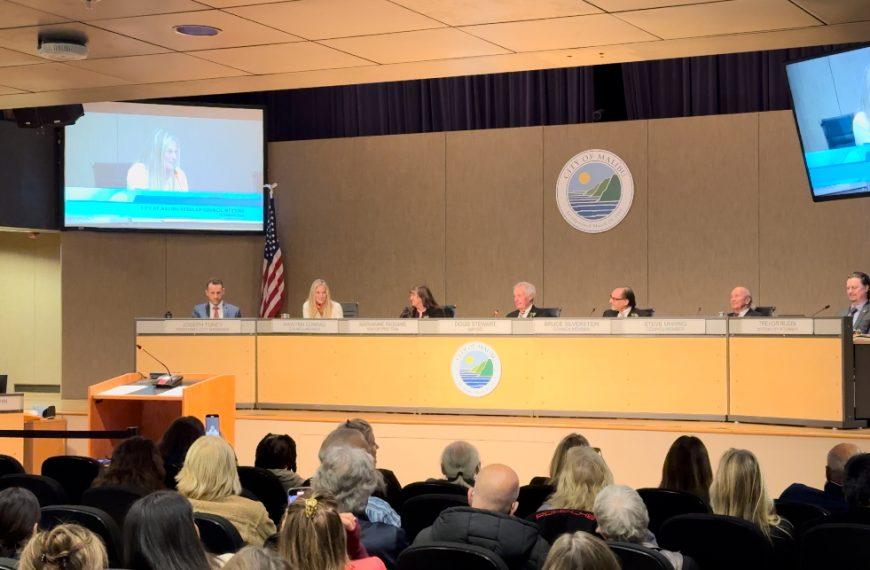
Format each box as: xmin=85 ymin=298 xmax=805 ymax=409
xmin=730 ymin=319 xmax=814 ymax=335
xmin=428 ymin=320 xmax=513 ymax=335
xmin=611 ymin=319 xmax=707 ymax=335
xmin=153 ymin=320 xmax=246 ymax=334
xmin=533 ymin=319 xmax=613 ymax=335
xmin=259 ymin=320 xmax=340 ymax=334
xmin=342 ymin=320 xmax=420 ymax=335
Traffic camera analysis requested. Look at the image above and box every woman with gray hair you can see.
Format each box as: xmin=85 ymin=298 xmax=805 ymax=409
xmin=593 ymin=484 xmax=697 ymax=570
xmin=439 ymin=441 xmax=480 ymax=488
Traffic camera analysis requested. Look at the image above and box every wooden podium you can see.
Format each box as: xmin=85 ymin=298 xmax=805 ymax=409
xmin=0 ymin=393 xmax=24 ymax=464
xmin=88 ymin=373 xmax=235 ymax=459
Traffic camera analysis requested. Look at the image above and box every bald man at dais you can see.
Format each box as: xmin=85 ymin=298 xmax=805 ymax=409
xmin=727 ymin=286 xmax=762 ymax=317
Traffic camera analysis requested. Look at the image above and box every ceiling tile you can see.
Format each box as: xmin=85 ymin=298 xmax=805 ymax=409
xmin=0 ymin=0 xmax=68 ymax=28
xmin=391 ymin=0 xmax=602 ymax=26
xmin=227 ymin=0 xmax=446 ymax=40
xmin=0 ymin=23 xmax=168 ymax=60
xmin=791 ymin=0 xmax=870 ymax=25
xmin=588 ymin=0 xmax=721 ymax=11
xmin=321 ymin=28 xmax=510 ymax=64
xmin=10 ymin=0 xmax=210 ymax=20
xmin=193 ymin=42 xmax=375 ymax=74
xmin=67 ymin=52 xmax=248 ymax=83
xmin=91 ymin=9 xmax=302 ymax=50
xmin=0 ymin=46 xmax=44 ymax=67
xmin=0 ymin=62 xmax=128 ymax=90
xmin=463 ymin=14 xmax=659 ymax=52
xmin=617 ymin=0 xmax=822 ymax=40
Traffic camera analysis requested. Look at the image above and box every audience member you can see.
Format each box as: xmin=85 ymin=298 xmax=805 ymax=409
xmin=436 ymin=440 xmax=480 ymax=488
xmin=123 ymin=490 xmax=216 ymax=570
xmin=91 ymin=435 xmax=166 ymax=493
xmin=279 ymin=492 xmax=386 ymax=570
xmin=312 ymin=447 xmax=406 ymax=568
xmin=158 ymin=416 xmax=205 ymax=489
xmin=0 ymin=487 xmax=40 ymax=559
xmin=414 ymin=464 xmax=549 ymax=570
xmin=340 ymin=419 xmax=402 ymax=507
xmin=254 ymin=434 xmax=304 ymax=492
xmin=779 ymin=442 xmax=859 ymax=515
xmin=811 ymin=452 xmax=870 ymax=526
xmin=541 ymin=531 xmax=619 ymax=570
xmin=176 ymin=436 xmax=277 ymax=546
xmin=659 ymin=435 xmax=713 ymax=503
xmin=531 ymin=433 xmax=590 ymax=486
xmin=223 ymin=546 xmax=291 ymax=570
xmin=594 ymin=485 xmax=698 ymax=570
xmin=19 ymin=524 xmax=107 ymax=570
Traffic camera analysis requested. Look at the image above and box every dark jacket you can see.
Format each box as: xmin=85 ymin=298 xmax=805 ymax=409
xmin=414 ymin=506 xmax=549 ymax=570
xmin=603 ymin=307 xmax=640 ymax=317
xmin=400 ymin=306 xmax=447 ymax=318
xmin=359 ymin=514 xmax=407 ymax=570
xmin=779 ymin=481 xmax=847 ymax=515
xmin=506 ymin=305 xmax=540 ymax=318
xmin=727 ymin=308 xmax=764 ymax=317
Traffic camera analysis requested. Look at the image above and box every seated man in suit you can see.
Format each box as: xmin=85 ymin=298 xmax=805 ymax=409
xmin=506 ymin=282 xmax=540 ymax=318
xmin=845 ymin=271 xmax=870 ymax=334
xmin=603 ymin=287 xmax=639 ymax=318
xmin=414 ymin=463 xmax=549 ymax=570
xmin=192 ymin=278 xmax=241 ymax=319
xmin=728 ymin=286 xmax=762 ymax=317
xmin=779 ymin=443 xmax=859 ymax=515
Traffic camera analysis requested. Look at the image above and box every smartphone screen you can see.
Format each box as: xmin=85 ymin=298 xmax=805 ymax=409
xmin=205 ymin=414 xmax=220 ymax=436
xmin=288 ymin=487 xmax=307 ymax=504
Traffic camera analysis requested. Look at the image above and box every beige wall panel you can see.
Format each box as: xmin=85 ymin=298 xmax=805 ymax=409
xmin=165 ymin=235 xmax=261 ymax=318
xmin=271 ymin=133 xmax=446 ymax=317
xmin=759 ymin=111 xmax=870 ymax=316
xmin=445 ymin=127 xmax=543 ymax=317
xmin=648 ymin=113 xmax=759 ymax=315
xmin=543 ymin=121 xmax=649 ymax=316
xmin=61 ymin=232 xmax=166 ymax=398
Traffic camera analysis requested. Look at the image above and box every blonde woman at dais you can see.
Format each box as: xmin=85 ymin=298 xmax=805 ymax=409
xmin=303 ymin=279 xmax=343 ymax=319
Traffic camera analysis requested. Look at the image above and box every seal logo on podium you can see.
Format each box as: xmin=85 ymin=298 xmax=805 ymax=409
xmin=556 ymin=149 xmax=634 ymax=233
xmin=451 ymin=342 xmax=501 ymax=397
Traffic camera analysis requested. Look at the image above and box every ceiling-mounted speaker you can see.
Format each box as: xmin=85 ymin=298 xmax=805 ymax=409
xmin=13 ymin=104 xmax=84 ymax=129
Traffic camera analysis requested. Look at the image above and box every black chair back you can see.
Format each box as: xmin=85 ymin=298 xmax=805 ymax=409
xmin=81 ymin=484 xmax=148 ymax=529
xmin=755 ymin=306 xmax=776 ymax=317
xmin=443 ymin=305 xmax=456 ymax=318
xmin=399 ymin=481 xmax=468 ymax=505
xmin=0 ymin=455 xmax=24 ymax=477
xmin=635 ymin=308 xmax=655 ymax=317
xmin=531 ymin=509 xmax=598 ymax=544
xmin=609 ymin=542 xmax=675 ymax=570
xmin=535 ymin=307 xmax=561 ymax=317
xmin=637 ymin=488 xmax=710 ymax=535
xmin=773 ymin=500 xmax=829 ymax=533
xmin=801 ymin=523 xmax=870 ymax=568
xmin=400 ymin=494 xmax=469 ymax=542
xmin=0 ymin=474 xmax=66 ymax=507
xmin=42 ymin=456 xmax=101 ymax=504
xmin=237 ymin=466 xmax=288 ymax=527
xmin=820 ymin=113 xmax=856 ymax=149
xmin=340 ymin=302 xmax=359 ymax=318
xmin=398 ymin=541 xmax=508 ymax=570
xmin=41 ymin=505 xmax=123 ymax=567
xmin=515 ymin=484 xmax=553 ymax=519
xmin=658 ymin=513 xmax=775 ymax=570
xmin=194 ymin=512 xmax=245 ymax=555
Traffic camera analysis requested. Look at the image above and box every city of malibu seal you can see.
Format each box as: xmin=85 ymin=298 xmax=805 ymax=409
xmin=556 ymin=149 xmax=634 ymax=233
xmin=451 ymin=342 xmax=501 ymax=397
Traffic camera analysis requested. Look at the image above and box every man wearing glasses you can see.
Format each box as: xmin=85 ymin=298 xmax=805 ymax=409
xmin=603 ymin=287 xmax=639 ymax=318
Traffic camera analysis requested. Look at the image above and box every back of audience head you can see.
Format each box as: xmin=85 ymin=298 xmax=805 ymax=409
xmin=255 ymin=433 xmax=298 ymax=472
xmin=339 ymin=418 xmax=379 ymax=459
xmin=542 ymin=531 xmax=620 ymax=570
xmin=593 ymin=485 xmax=650 ymax=543
xmin=93 ymin=435 xmax=165 ymax=492
xmin=827 ymin=443 xmax=860 ymax=485
xmin=843 ymin=452 xmax=870 ymax=509
xmin=313 ymin=446 xmax=377 ymax=514
xmin=470 ymin=464 xmax=519 ymax=515
xmin=660 ymin=435 xmax=713 ymax=503
xmin=0 ymin=487 xmax=40 ymax=558
xmin=223 ymin=546 xmax=291 ymax=570
xmin=279 ymin=492 xmax=346 ymax=570
xmin=710 ymin=448 xmax=780 ymax=538
xmin=318 ymin=428 xmax=370 ymax=461
xmin=19 ymin=524 xmax=107 ymax=570
xmin=549 ymin=433 xmax=591 ymax=483
xmin=441 ymin=440 xmax=480 ymax=487
xmin=123 ymin=490 xmax=212 ymax=570
xmin=176 ymin=435 xmax=241 ymax=501
xmin=158 ymin=416 xmax=205 ymax=465
xmin=548 ymin=446 xmax=613 ymax=511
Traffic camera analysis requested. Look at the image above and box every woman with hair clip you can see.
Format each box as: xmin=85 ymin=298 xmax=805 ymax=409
xmin=399 ymin=285 xmax=446 ymax=318
xmin=19 ymin=524 xmax=108 ymax=570
xmin=303 ymin=279 xmax=343 ymax=319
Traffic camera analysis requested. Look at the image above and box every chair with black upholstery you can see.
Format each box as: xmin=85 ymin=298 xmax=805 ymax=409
xmin=41 ymin=505 xmax=123 ymax=567
xmin=81 ymin=484 xmax=148 ymax=529
xmin=443 ymin=305 xmax=456 ymax=318
xmin=801 ymin=523 xmax=870 ymax=568
xmin=398 ymin=541 xmax=508 ymax=570
xmin=400 ymin=494 xmax=469 ymax=542
xmin=773 ymin=500 xmax=829 ymax=533
xmin=0 ymin=474 xmax=66 ymax=507
xmin=238 ymin=466 xmax=287 ymax=527
xmin=0 ymin=455 xmax=24 ymax=477
xmin=658 ymin=513 xmax=775 ymax=570
xmin=515 ymin=484 xmax=553 ymax=519
xmin=42 ymin=456 xmax=101 ymax=504
xmin=637 ymin=488 xmax=710 ymax=535
xmin=530 ymin=509 xmax=598 ymax=544
xmin=340 ymin=302 xmax=359 ymax=318
xmin=194 ymin=512 xmax=245 ymax=555
xmin=535 ymin=307 xmax=561 ymax=317
xmin=820 ymin=114 xmax=856 ymax=149
xmin=755 ymin=306 xmax=776 ymax=317
xmin=609 ymin=542 xmax=675 ymax=570
xmin=635 ymin=308 xmax=655 ymax=317
xmin=399 ymin=481 xmax=468 ymax=505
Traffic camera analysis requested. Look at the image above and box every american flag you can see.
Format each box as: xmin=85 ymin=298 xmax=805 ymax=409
xmin=258 ymin=189 xmax=285 ymax=318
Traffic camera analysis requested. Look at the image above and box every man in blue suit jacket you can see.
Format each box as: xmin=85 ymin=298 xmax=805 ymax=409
xmin=779 ymin=443 xmax=859 ymax=515
xmin=192 ymin=278 xmax=241 ymax=318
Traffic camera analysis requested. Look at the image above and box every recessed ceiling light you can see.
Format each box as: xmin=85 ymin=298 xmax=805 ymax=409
xmin=173 ymin=24 xmax=222 ymax=37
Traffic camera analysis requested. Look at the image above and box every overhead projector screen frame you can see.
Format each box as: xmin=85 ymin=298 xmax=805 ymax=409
xmin=61 ymin=100 xmax=267 ymax=235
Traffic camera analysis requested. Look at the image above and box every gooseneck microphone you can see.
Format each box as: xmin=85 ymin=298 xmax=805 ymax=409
xmin=696 ymin=307 xmax=703 ymax=315
xmin=589 ymin=307 xmax=597 ymax=316
xmin=810 ymin=304 xmax=831 ymax=317
xmin=135 ymin=344 xmax=183 ymax=387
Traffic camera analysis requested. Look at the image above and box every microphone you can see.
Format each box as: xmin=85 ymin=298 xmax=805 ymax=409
xmin=135 ymin=344 xmax=183 ymax=388
xmin=696 ymin=307 xmax=702 ymax=315
xmin=589 ymin=307 xmax=597 ymax=316
xmin=491 ymin=309 xmax=501 ymax=317
xmin=810 ymin=304 xmax=831 ymax=317
xmin=163 ymin=311 xmax=173 ymax=319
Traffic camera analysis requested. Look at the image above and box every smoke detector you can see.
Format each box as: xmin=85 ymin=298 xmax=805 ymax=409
xmin=37 ymin=34 xmax=88 ymax=61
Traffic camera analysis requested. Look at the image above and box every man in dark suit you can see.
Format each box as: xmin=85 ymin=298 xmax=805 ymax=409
xmin=603 ymin=287 xmax=639 ymax=318
xmin=192 ymin=278 xmax=241 ymax=318
xmin=844 ymin=271 xmax=870 ymax=334
xmin=506 ymin=282 xmax=540 ymax=318
xmin=779 ymin=443 xmax=859 ymax=515
xmin=727 ymin=286 xmax=763 ymax=317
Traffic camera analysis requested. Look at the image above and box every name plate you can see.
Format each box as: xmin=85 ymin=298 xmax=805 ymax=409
xmin=611 ymin=318 xmax=707 ymax=335
xmin=259 ymin=319 xmax=340 ymax=334
xmin=342 ymin=320 xmax=420 ymax=335
xmin=137 ymin=319 xmax=254 ymax=334
xmin=428 ymin=319 xmax=513 ymax=335
xmin=0 ymin=393 xmax=23 ymax=412
xmin=730 ymin=318 xmax=814 ymax=335
xmin=533 ymin=319 xmax=612 ymax=335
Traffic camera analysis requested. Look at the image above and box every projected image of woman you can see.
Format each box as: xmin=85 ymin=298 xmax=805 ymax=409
xmin=127 ymin=129 xmax=189 ymax=191
xmin=853 ymin=66 xmax=870 ymax=146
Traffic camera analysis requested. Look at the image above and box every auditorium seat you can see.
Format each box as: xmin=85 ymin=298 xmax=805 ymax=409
xmin=340 ymin=302 xmax=359 ymax=318
xmin=608 ymin=541 xmax=674 ymax=570
xmin=0 ymin=455 xmax=24 ymax=477
xmin=42 ymin=455 xmax=101 ymax=504
xmin=658 ymin=513 xmax=775 ymax=570
xmin=398 ymin=541 xmax=508 ymax=570
xmin=42 ymin=505 xmax=123 ymax=567
xmin=238 ymin=466 xmax=287 ymax=526
xmin=0 ymin=474 xmax=66 ymax=507
xmin=773 ymin=499 xmax=828 ymax=533
xmin=637 ymin=488 xmax=710 ymax=535
xmin=81 ymin=484 xmax=148 ymax=529
xmin=400 ymin=493 xmax=469 ymax=542
xmin=194 ymin=512 xmax=245 ymax=555
xmin=530 ymin=509 xmax=598 ymax=544
xmin=515 ymin=484 xmax=553 ymax=519
xmin=399 ymin=481 xmax=468 ymax=505
xmin=801 ymin=523 xmax=870 ymax=568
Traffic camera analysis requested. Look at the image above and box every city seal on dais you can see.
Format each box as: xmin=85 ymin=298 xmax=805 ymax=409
xmin=450 ymin=342 xmax=501 ymax=397
xmin=556 ymin=149 xmax=634 ymax=233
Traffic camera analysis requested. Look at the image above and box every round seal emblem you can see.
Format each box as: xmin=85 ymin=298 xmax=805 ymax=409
xmin=451 ymin=342 xmax=501 ymax=397
xmin=555 ymin=149 xmax=634 ymax=233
